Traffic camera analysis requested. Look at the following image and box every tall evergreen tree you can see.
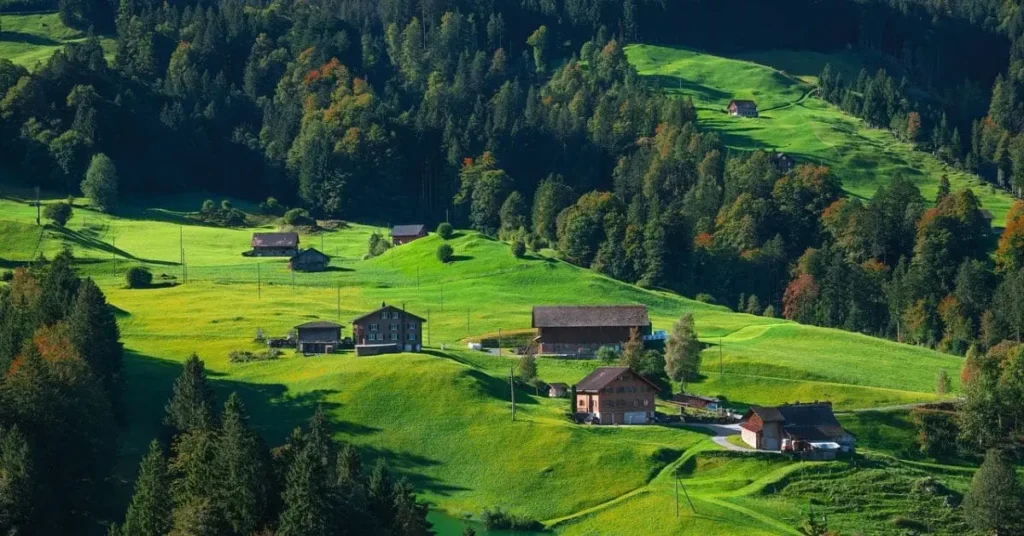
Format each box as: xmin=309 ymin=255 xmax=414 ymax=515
xmin=68 ymin=278 xmax=122 ymax=405
xmin=215 ymin=393 xmax=269 ymax=535
xmin=122 ymin=441 xmax=172 ymax=536
xmin=164 ymin=353 xmax=217 ymax=434
xmin=0 ymin=426 xmax=34 ymax=534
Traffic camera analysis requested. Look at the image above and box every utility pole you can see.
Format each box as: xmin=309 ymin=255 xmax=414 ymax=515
xmin=466 ymin=309 xmax=470 ymax=337
xmin=719 ymin=337 xmax=723 ymax=380
xmin=257 ymin=262 xmax=261 ymax=299
xmin=675 ymin=470 xmax=679 ymax=518
xmin=34 ymin=187 xmax=40 ymax=226
xmin=336 ymin=284 xmax=341 ymax=320
xmin=509 ymin=363 xmax=517 ymax=422
xmin=498 ymin=328 xmax=502 ymax=357
xmin=427 ymin=309 xmax=431 ymax=346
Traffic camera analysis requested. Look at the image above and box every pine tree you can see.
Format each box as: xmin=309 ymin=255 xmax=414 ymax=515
xmin=122 ymin=441 xmax=172 ymax=536
xmin=936 ymin=175 xmax=950 ymax=204
xmin=367 ymin=459 xmax=396 ymax=530
xmin=37 ymin=248 xmax=80 ymax=327
xmin=964 ymin=449 xmax=1024 ymax=534
xmin=215 ymin=393 xmax=268 ymax=535
xmin=277 ymin=436 xmax=334 ymax=536
xmin=68 ymin=278 xmax=122 ymax=405
xmin=0 ymin=426 xmax=34 ymax=534
xmin=164 ymin=353 xmax=217 ymax=434
xmin=391 ymin=479 xmax=432 ymax=536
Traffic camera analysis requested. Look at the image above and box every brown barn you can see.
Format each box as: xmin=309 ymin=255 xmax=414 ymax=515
xmin=574 ymin=367 xmax=659 ymax=425
xmin=289 ymin=248 xmax=330 ymax=272
xmin=352 ymin=303 xmax=426 ymax=355
xmin=669 ymin=393 xmax=721 ymax=411
xmin=391 ymin=224 xmax=427 ymax=245
xmin=295 ymin=321 xmax=343 ymax=354
xmin=728 ymin=99 xmax=758 ymax=117
xmin=251 ymin=232 xmax=299 ymax=257
xmin=532 ymin=305 xmax=651 ymax=355
xmin=740 ymin=402 xmax=853 ymax=454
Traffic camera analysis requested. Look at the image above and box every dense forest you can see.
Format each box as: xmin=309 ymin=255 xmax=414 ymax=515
xmin=2 ymin=0 xmax=1024 ymax=346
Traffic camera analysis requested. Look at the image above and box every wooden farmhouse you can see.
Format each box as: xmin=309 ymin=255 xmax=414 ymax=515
xmin=532 ymin=305 xmax=651 ymax=356
xmin=728 ymin=99 xmax=759 ymax=117
xmin=295 ymin=321 xmax=343 ymax=354
xmin=290 ymin=248 xmax=330 ymax=272
xmin=740 ymin=402 xmax=853 ymax=458
xmin=669 ymin=393 xmax=721 ymax=412
xmin=250 ymin=232 xmax=299 ymax=257
xmin=574 ymin=367 xmax=659 ymax=425
xmin=391 ymin=224 xmax=427 ymax=245
xmin=352 ymin=303 xmax=426 ymax=356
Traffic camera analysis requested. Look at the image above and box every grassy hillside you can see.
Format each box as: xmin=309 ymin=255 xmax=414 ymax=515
xmin=0 ymin=12 xmax=115 ymax=68
xmin=626 ymin=44 xmax=1014 ymax=225
xmin=0 ymin=192 xmax=971 ymax=533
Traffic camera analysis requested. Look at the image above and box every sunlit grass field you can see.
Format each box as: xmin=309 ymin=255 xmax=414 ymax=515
xmin=0 ymin=12 xmax=116 ymax=69
xmin=0 ymin=192 xmax=971 ymax=533
xmin=625 ymin=44 xmax=1014 ymax=225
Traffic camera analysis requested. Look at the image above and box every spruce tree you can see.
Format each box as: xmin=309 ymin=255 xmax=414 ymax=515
xmin=215 ymin=393 xmax=268 ymax=535
xmin=391 ymin=478 xmax=432 ymax=536
xmin=964 ymin=448 xmax=1024 ymax=534
xmin=164 ymin=353 xmax=217 ymax=434
xmin=277 ymin=437 xmax=333 ymax=536
xmin=0 ymin=425 xmax=34 ymax=534
xmin=367 ymin=459 xmax=396 ymax=530
xmin=37 ymin=248 xmax=80 ymax=327
xmin=122 ymin=441 xmax=172 ymax=536
xmin=68 ymin=278 xmax=122 ymax=405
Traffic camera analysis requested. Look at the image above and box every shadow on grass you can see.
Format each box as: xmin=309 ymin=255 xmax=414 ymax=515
xmin=49 ymin=225 xmax=178 ymax=266
xmin=0 ymin=31 xmax=62 ymax=46
xmin=450 ymin=255 xmax=474 ymax=262
xmin=321 ymin=265 xmax=353 ymax=273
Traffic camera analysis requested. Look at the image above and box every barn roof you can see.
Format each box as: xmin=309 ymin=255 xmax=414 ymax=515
xmin=740 ymin=403 xmax=846 ymax=441
xmin=252 ymin=232 xmax=299 ymax=248
xmin=351 ymin=303 xmax=427 ymax=323
xmin=532 ymin=305 xmax=650 ymax=328
xmin=391 ymin=224 xmax=425 ymax=237
xmin=295 ymin=321 xmax=343 ymax=329
xmin=575 ymin=367 xmax=660 ymax=393
xmin=291 ymin=247 xmax=330 ymax=261
xmin=730 ymin=99 xmax=757 ymax=108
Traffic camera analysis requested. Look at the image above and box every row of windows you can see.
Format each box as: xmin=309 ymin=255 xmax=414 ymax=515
xmin=367 ymin=323 xmax=418 ymax=331
xmin=379 ymin=311 xmax=407 ymax=320
xmin=602 ymin=386 xmax=652 ymax=394
xmin=366 ymin=333 xmax=417 ymax=341
xmin=577 ymin=399 xmax=650 ymax=408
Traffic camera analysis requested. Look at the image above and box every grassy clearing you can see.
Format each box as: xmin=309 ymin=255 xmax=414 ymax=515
xmin=625 ymin=44 xmax=1015 ymax=225
xmin=0 ymin=12 xmax=115 ymax=68
xmin=0 ymin=192 xmax=973 ymax=533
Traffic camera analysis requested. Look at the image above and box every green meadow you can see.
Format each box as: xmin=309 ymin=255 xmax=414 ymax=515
xmin=0 ymin=191 xmax=974 ymax=533
xmin=625 ymin=44 xmax=1015 ymax=225
xmin=0 ymin=12 xmax=115 ymax=69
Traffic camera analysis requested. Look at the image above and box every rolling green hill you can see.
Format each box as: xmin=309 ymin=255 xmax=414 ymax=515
xmin=625 ymin=44 xmax=1015 ymax=225
xmin=0 ymin=192 xmax=971 ymax=533
xmin=0 ymin=12 xmax=115 ymax=68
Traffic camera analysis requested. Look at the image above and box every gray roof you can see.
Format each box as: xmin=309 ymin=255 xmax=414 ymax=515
xmin=730 ymin=99 xmax=757 ymax=108
xmin=252 ymin=232 xmax=299 ymax=248
xmin=778 ymin=403 xmax=846 ymax=441
xmin=391 ymin=224 xmax=425 ymax=237
xmin=291 ymin=248 xmax=330 ymax=261
xmin=351 ymin=303 xmax=427 ymax=323
xmin=532 ymin=305 xmax=650 ymax=328
xmin=575 ymin=367 xmax=660 ymax=392
xmin=748 ymin=405 xmax=785 ymax=422
xmin=295 ymin=321 xmax=343 ymax=330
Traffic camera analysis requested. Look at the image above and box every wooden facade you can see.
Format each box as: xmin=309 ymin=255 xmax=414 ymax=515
xmin=574 ymin=367 xmax=658 ymax=425
xmin=352 ymin=303 xmax=426 ymax=354
xmin=391 ymin=224 xmax=427 ymax=245
xmin=289 ymin=248 xmax=330 ymax=272
xmin=295 ymin=321 xmax=343 ymax=354
xmin=728 ymin=99 xmax=758 ymax=117
xmin=532 ymin=305 xmax=651 ymax=355
xmin=251 ymin=232 xmax=299 ymax=257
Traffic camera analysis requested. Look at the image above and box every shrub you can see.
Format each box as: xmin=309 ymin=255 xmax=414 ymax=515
xmin=220 ymin=199 xmax=232 ymax=211
xmin=367 ymin=232 xmax=391 ymax=257
xmin=283 ymin=208 xmax=314 ymax=226
xmin=437 ymin=243 xmax=454 ymax=263
xmin=511 ymin=239 xmax=526 ymax=258
xmin=0 ymin=271 xmax=13 ymax=282
xmin=911 ymin=407 xmax=959 ymax=458
xmin=125 ymin=266 xmax=153 ymax=289
xmin=436 ymin=222 xmax=454 ymax=240
xmin=201 ymin=199 xmax=216 ymax=214
xmin=43 ymin=202 xmax=73 ymax=227
xmin=596 ymin=345 xmax=619 ymax=364
xmin=224 ymin=208 xmax=247 ymax=227
xmin=480 ymin=507 xmax=542 ymax=531
xmin=260 ymin=196 xmax=282 ymax=215
xmin=229 ymin=349 xmax=281 ymax=363
xmin=695 ymin=293 xmax=716 ymax=304
xmin=762 ymin=304 xmax=777 ymax=318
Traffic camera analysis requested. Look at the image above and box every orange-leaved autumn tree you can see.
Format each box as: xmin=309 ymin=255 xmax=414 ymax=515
xmin=782 ymin=273 xmax=819 ymax=324
xmin=996 ymin=200 xmax=1024 ymax=273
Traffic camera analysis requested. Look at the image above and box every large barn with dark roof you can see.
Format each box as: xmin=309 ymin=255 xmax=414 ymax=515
xmin=532 ymin=305 xmax=651 ymax=355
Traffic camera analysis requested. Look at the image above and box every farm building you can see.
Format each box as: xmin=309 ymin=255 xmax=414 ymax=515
xmin=574 ymin=367 xmax=659 ymax=425
xmin=352 ymin=302 xmax=426 ymax=355
xmin=290 ymin=248 xmax=330 ymax=272
xmin=728 ymin=99 xmax=758 ymax=117
xmin=548 ymin=383 xmax=569 ymax=398
xmin=295 ymin=321 xmax=343 ymax=354
xmin=739 ymin=402 xmax=853 ymax=456
xmin=391 ymin=224 xmax=427 ymax=245
xmin=532 ymin=305 xmax=651 ymax=355
xmin=250 ymin=232 xmax=299 ymax=257
xmin=773 ymin=152 xmax=795 ymax=173
xmin=669 ymin=393 xmax=721 ymax=412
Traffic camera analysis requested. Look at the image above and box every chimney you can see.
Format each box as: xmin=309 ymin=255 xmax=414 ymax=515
xmin=381 ymin=301 xmax=386 ymax=308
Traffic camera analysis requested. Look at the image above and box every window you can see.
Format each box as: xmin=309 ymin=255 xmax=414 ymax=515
xmin=390 ymin=323 xmax=398 ymax=331
xmin=643 ymin=400 xmax=649 ymax=407
xmin=380 ymin=312 xmax=388 ymax=319
xmin=616 ymin=387 xmax=625 ymax=393
xmin=618 ymin=400 xmax=626 ymax=407
xmin=408 ymin=322 xmax=417 ymax=330
xmin=392 ymin=312 xmax=400 ymax=319
xmin=578 ymin=399 xmax=585 ymax=407
xmin=632 ymin=400 xmax=639 ymax=407
xmin=391 ymin=333 xmax=399 ymax=341
xmin=407 ymin=333 xmax=416 ymax=341
xmin=369 ymin=323 xmax=378 ymax=331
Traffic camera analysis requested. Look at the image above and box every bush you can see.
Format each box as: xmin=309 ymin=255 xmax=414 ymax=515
xmin=259 ymin=196 xmax=282 ymax=215
xmin=283 ymin=208 xmax=314 ymax=226
xmin=436 ymin=222 xmax=454 ymax=240
xmin=762 ymin=304 xmax=776 ymax=318
xmin=511 ymin=239 xmax=526 ymax=258
xmin=229 ymin=349 xmax=282 ymax=363
xmin=201 ymin=199 xmax=216 ymax=214
xmin=367 ymin=232 xmax=391 ymax=258
xmin=437 ymin=243 xmax=454 ymax=263
xmin=695 ymin=293 xmax=716 ymax=304
xmin=125 ymin=266 xmax=153 ymax=289
xmin=596 ymin=345 xmax=619 ymax=364
xmin=480 ymin=507 xmax=542 ymax=531
xmin=43 ymin=202 xmax=73 ymax=227
xmin=0 ymin=271 xmax=12 ymax=282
